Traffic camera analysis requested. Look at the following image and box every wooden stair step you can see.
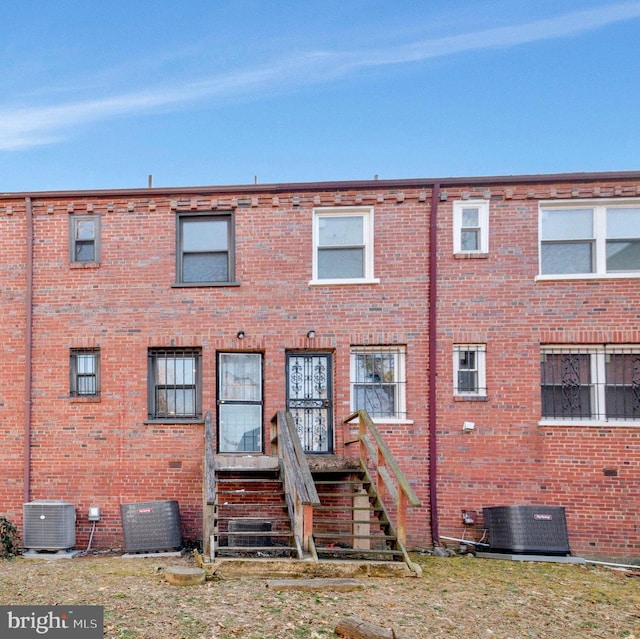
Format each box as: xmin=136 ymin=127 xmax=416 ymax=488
xmin=314 ymin=546 xmax=404 ymax=557
xmin=313 ymin=533 xmax=397 ymax=541
xmin=216 ymin=545 xmax=295 ymax=553
xmin=312 ymin=518 xmax=377 ymax=525
xmin=217 ymin=530 xmax=292 ymax=537
xmin=313 ymin=479 xmax=370 ymax=485
xmin=313 ymin=505 xmax=383 ymax=512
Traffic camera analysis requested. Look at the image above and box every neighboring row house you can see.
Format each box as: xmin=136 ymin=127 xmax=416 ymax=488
xmin=1 ymin=170 xmax=639 ymax=560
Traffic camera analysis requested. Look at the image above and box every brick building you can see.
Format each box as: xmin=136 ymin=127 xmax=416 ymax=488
xmin=1 ymin=170 xmax=639 ymax=560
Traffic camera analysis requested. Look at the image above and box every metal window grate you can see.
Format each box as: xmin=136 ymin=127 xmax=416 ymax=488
xmin=70 ymin=348 xmax=100 ymax=397
xmin=149 ymin=349 xmax=201 ymax=420
xmin=541 ymin=346 xmax=640 ymax=420
xmin=453 ymin=344 xmax=487 ymax=396
xmin=351 ymin=346 xmax=406 ymax=419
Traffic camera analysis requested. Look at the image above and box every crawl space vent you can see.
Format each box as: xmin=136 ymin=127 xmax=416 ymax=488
xmin=120 ymin=500 xmax=182 ymax=553
xmin=483 ymin=505 xmax=570 ymax=555
xmin=23 ymin=500 xmax=76 ymax=551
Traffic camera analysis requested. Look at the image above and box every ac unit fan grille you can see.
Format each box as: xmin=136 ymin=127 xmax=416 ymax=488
xmin=23 ymin=501 xmax=76 ymax=551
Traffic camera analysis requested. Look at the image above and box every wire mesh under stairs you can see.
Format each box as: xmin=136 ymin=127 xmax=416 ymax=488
xmin=212 ymin=466 xmax=301 ymax=559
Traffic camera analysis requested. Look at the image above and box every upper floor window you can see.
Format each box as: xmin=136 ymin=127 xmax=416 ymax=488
xmin=177 ymin=213 xmax=234 ymax=284
xmin=70 ymin=348 xmax=100 ymax=397
xmin=539 ymin=203 xmax=640 ymax=277
xmin=69 ymin=216 xmax=100 ymax=263
xmin=453 ymin=344 xmax=487 ymax=398
xmin=350 ymin=346 xmax=406 ymax=420
xmin=541 ymin=346 xmax=640 ymax=423
xmin=312 ymin=207 xmax=378 ymax=284
xmin=148 ymin=348 xmax=202 ymax=420
xmin=453 ymin=200 xmax=489 ymax=254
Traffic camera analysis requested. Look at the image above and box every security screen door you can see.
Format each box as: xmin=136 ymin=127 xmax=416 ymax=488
xmin=217 ymin=352 xmax=263 ymax=453
xmin=286 ymin=353 xmax=333 ymax=453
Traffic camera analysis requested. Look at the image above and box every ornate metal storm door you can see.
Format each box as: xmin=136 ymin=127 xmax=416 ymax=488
xmin=286 ymin=353 xmax=333 ymax=453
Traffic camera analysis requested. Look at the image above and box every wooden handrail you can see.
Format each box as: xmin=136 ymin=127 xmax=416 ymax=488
xmin=343 ymin=410 xmax=421 ymax=545
xmin=271 ymin=411 xmax=320 ymax=554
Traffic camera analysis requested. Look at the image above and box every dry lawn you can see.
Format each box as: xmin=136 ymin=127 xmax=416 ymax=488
xmin=0 ymin=552 xmax=639 ymax=639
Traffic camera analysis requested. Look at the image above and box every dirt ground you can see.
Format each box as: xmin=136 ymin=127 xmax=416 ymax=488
xmin=0 ymin=552 xmax=638 ymax=639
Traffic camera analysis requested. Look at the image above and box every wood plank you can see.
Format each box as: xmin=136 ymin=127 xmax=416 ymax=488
xmin=266 ymin=578 xmax=365 ymax=592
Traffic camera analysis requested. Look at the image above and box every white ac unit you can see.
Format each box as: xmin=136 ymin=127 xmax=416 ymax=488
xmin=23 ymin=500 xmax=76 ymax=551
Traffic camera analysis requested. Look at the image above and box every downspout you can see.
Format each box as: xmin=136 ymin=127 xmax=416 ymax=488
xmin=24 ymin=196 xmax=33 ymax=503
xmin=428 ymin=183 xmax=440 ymax=546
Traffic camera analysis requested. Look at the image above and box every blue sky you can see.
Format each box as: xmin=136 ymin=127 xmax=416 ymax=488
xmin=1 ymin=1 xmax=639 ymax=192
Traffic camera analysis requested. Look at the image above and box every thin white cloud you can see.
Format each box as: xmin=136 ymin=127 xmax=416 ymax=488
xmin=1 ymin=1 xmax=639 ymax=151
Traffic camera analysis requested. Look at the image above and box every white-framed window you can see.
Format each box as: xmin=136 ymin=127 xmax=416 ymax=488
xmin=453 ymin=200 xmax=489 ymax=254
xmin=453 ymin=344 xmax=487 ymax=397
xmin=539 ymin=202 xmax=640 ymax=277
xmin=541 ymin=345 xmax=640 ymax=423
xmin=350 ymin=346 xmax=406 ymax=420
xmin=311 ymin=207 xmax=378 ymax=284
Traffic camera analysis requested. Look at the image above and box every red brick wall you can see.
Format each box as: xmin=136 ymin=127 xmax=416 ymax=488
xmin=435 ymin=179 xmax=640 ymax=559
xmin=3 ymin=176 xmax=640 ymax=559
xmin=15 ymin=188 xmax=432 ymax=550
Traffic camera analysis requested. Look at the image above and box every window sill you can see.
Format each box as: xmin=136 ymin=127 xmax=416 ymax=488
xmin=453 ymin=394 xmax=488 ymax=402
xmin=172 ymin=281 xmax=241 ymax=288
xmin=454 ymin=252 xmax=489 ymax=259
xmin=346 ymin=417 xmax=413 ymax=425
xmin=538 ymin=419 xmax=640 ymax=427
xmin=536 ymin=272 xmax=640 ymax=281
xmin=70 ymin=395 xmax=101 ymax=403
xmin=144 ymin=418 xmax=204 ymax=425
xmin=309 ymin=278 xmax=380 ymax=286
xmin=70 ymin=261 xmax=100 ymax=269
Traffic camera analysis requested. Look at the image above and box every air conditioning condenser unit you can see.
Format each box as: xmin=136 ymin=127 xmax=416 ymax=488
xmin=23 ymin=500 xmax=76 ymax=551
xmin=120 ymin=500 xmax=182 ymax=553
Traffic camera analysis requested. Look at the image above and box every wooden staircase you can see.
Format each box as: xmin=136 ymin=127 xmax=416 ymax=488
xmin=202 ymin=410 xmax=422 ymax=575
xmin=212 ymin=466 xmax=299 ymax=558
xmin=310 ymin=466 xmax=409 ymax=563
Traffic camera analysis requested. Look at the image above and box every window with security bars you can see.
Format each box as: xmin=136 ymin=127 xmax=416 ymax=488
xmin=70 ymin=348 xmax=100 ymax=396
xmin=541 ymin=346 xmax=640 ymax=421
xmin=350 ymin=346 xmax=406 ymax=419
xmin=148 ymin=348 xmax=201 ymax=420
xmin=453 ymin=344 xmax=487 ymax=396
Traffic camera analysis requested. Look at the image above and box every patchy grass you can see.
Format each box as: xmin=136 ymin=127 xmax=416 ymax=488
xmin=0 ymin=553 xmax=638 ymax=638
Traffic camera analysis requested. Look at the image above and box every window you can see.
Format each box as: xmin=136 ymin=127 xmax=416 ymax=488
xmin=350 ymin=346 xmax=406 ymax=420
xmin=70 ymin=348 xmax=100 ymax=397
xmin=69 ymin=216 xmax=100 ymax=263
xmin=177 ymin=213 xmax=234 ymax=284
xmin=453 ymin=345 xmax=487 ymax=397
xmin=539 ymin=203 xmax=640 ymax=276
xmin=217 ymin=353 xmax=263 ymax=452
xmin=312 ymin=207 xmax=377 ymax=284
xmin=541 ymin=346 xmax=640 ymax=422
xmin=148 ymin=349 xmax=201 ymax=420
xmin=453 ymin=200 xmax=489 ymax=254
